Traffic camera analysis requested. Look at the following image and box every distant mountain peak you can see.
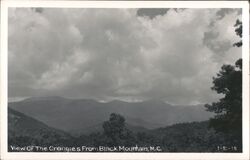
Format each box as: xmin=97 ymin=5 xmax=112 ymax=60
xmin=23 ymin=96 xmax=67 ymax=102
xmin=143 ymin=99 xmax=168 ymax=105
xmin=108 ymin=99 xmax=168 ymax=104
xmin=108 ymin=99 xmax=129 ymax=104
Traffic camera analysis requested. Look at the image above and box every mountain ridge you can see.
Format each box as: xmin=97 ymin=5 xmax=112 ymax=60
xmin=9 ymin=96 xmax=213 ymax=136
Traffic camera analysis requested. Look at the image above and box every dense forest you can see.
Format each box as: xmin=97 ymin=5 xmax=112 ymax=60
xmin=8 ymin=110 xmax=240 ymax=152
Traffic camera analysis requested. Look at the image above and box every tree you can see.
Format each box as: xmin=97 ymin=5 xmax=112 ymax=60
xmin=233 ymin=19 xmax=242 ymax=47
xmin=103 ymin=113 xmax=125 ymax=142
xmin=205 ymin=19 xmax=242 ymax=150
xmin=102 ymin=113 xmax=135 ymax=146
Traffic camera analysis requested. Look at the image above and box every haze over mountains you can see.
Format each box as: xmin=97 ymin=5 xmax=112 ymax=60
xmin=9 ymin=96 xmax=213 ymax=136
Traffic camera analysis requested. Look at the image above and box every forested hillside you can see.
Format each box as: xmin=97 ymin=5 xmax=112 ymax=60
xmin=8 ymin=110 xmax=239 ymax=152
xmin=8 ymin=108 xmax=74 ymax=151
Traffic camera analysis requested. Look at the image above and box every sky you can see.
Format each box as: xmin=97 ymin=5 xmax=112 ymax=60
xmin=8 ymin=8 xmax=242 ymax=105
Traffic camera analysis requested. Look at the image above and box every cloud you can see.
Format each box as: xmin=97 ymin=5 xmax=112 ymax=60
xmin=8 ymin=8 xmax=241 ymax=105
xmin=137 ymin=8 xmax=170 ymax=19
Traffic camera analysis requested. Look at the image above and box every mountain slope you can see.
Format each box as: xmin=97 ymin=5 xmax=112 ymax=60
xmin=74 ymin=120 xmax=238 ymax=152
xmin=7 ymin=106 xmax=240 ymax=152
xmin=9 ymin=97 xmax=213 ymax=135
xmin=8 ymin=108 xmax=73 ymax=149
xmin=136 ymin=121 xmax=236 ymax=152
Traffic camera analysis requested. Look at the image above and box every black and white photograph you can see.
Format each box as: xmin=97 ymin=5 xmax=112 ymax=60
xmin=0 ymin=1 xmax=249 ymax=160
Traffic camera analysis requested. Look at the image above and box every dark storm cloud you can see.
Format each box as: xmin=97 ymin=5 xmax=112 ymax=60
xmin=216 ymin=8 xmax=241 ymax=20
xmin=203 ymin=31 xmax=232 ymax=60
xmin=31 ymin=8 xmax=44 ymax=13
xmin=8 ymin=8 xmax=241 ymax=105
xmin=203 ymin=9 xmax=242 ymax=62
xmin=137 ymin=8 xmax=170 ymax=19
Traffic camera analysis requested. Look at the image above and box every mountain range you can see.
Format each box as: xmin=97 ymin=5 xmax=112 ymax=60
xmin=9 ymin=96 xmax=213 ymax=136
